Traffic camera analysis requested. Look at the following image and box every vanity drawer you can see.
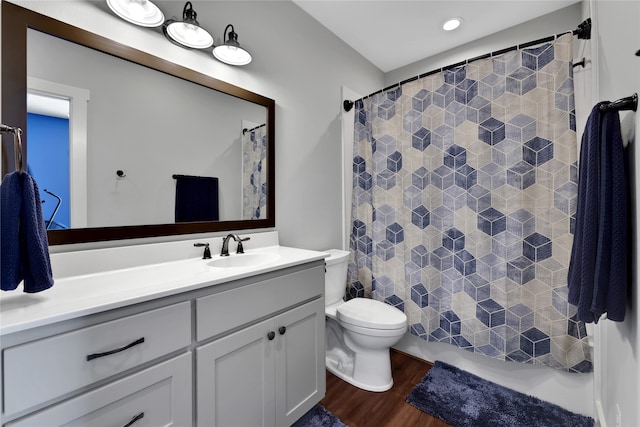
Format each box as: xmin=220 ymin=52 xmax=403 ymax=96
xmin=6 ymin=352 xmax=192 ymax=427
xmin=196 ymin=264 xmax=324 ymax=341
xmin=3 ymin=302 xmax=191 ymax=416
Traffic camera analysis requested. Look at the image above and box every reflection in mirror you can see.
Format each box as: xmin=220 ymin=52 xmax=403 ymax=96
xmin=27 ymin=79 xmax=89 ymax=229
xmin=27 ymin=91 xmax=72 ymax=229
xmin=1 ymin=2 xmax=275 ymax=244
xmin=241 ymin=122 xmax=267 ymax=220
xmin=28 ymin=29 xmax=267 ymax=228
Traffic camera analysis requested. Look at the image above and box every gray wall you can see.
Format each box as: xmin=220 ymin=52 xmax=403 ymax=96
xmin=385 ymin=3 xmax=583 ymax=86
xmin=3 ymin=0 xmax=385 ymax=251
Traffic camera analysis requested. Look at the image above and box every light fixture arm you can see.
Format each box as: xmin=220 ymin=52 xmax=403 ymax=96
xmin=223 ymin=24 xmax=239 ymax=47
xmin=182 ymin=1 xmax=198 ymax=25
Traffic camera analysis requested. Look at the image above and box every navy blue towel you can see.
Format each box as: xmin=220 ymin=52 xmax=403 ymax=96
xmin=174 ymin=175 xmax=219 ymax=222
xmin=568 ymin=103 xmax=629 ymax=323
xmin=1 ymin=172 xmax=54 ymax=293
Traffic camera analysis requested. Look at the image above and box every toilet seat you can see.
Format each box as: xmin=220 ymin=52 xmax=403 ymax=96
xmin=325 ymin=301 xmax=342 ymax=319
xmin=337 ymin=298 xmax=407 ymax=330
xmin=339 ymin=321 xmax=407 ymax=337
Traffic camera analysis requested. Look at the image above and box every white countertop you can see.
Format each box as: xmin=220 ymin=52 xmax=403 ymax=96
xmin=0 ymin=245 xmax=328 ymax=336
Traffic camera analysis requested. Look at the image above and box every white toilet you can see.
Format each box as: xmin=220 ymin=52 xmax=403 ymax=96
xmin=324 ymin=249 xmax=408 ymax=392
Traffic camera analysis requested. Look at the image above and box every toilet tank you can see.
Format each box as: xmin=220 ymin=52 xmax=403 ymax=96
xmin=324 ymin=249 xmax=350 ymax=306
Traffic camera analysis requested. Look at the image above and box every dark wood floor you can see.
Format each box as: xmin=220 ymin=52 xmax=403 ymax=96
xmin=320 ymin=350 xmax=451 ymax=427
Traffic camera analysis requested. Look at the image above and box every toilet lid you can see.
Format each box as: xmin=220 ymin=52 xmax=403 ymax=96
xmin=336 ymin=298 xmax=407 ymax=330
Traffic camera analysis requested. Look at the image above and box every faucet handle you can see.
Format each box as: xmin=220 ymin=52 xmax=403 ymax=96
xmin=194 ymin=242 xmax=211 ymax=259
xmin=235 ymin=235 xmax=250 ymax=254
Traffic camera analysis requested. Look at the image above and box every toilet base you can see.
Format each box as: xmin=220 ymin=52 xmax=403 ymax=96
xmin=326 ymin=358 xmax=393 ymax=392
xmin=325 ymin=315 xmax=399 ymax=392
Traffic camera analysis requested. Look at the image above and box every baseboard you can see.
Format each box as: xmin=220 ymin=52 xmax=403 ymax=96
xmin=390 ymin=347 xmax=434 ymax=368
xmin=595 ymin=400 xmax=606 ymax=427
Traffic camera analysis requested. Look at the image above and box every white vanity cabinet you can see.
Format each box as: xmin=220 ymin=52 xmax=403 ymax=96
xmin=1 ymin=302 xmax=193 ymax=426
xmin=1 ymin=257 xmax=326 ymax=427
xmin=2 ymin=302 xmax=192 ymax=416
xmin=197 ymin=298 xmax=325 ymax=427
xmin=6 ymin=353 xmax=192 ymax=427
xmin=195 ymin=264 xmax=326 ymax=427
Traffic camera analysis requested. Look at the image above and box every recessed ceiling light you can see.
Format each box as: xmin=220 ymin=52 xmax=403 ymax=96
xmin=442 ymin=18 xmax=463 ymax=32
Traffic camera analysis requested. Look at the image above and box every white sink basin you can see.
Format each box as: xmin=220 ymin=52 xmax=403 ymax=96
xmin=208 ymin=252 xmax=281 ymax=269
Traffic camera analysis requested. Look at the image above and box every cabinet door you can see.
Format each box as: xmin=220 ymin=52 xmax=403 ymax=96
xmin=274 ymin=298 xmax=326 ymax=427
xmin=7 ymin=353 xmax=192 ymax=427
xmin=197 ymin=318 xmax=276 ymax=427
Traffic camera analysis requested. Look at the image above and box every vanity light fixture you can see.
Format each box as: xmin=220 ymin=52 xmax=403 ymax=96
xmin=106 ymin=0 xmax=164 ymax=27
xmin=212 ymin=24 xmax=252 ymax=66
xmin=163 ymin=1 xmax=214 ymax=49
xmin=442 ymin=17 xmax=463 ymax=31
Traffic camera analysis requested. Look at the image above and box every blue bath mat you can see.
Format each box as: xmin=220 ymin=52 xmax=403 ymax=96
xmin=407 ymin=361 xmax=593 ymax=427
xmin=292 ymin=404 xmax=347 ymax=427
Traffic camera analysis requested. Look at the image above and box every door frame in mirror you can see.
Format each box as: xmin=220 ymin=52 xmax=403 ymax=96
xmin=1 ymin=2 xmax=275 ymax=245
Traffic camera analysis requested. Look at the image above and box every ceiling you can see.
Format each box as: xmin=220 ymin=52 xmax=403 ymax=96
xmin=292 ymin=0 xmax=580 ymax=72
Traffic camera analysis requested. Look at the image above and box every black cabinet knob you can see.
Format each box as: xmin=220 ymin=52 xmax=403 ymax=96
xmin=278 ymin=326 xmax=287 ymax=335
xmin=267 ymin=331 xmax=276 ymax=340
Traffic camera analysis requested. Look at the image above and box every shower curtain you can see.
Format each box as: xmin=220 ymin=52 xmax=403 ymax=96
xmin=348 ymin=33 xmax=592 ymax=373
xmin=242 ymin=125 xmax=267 ymax=220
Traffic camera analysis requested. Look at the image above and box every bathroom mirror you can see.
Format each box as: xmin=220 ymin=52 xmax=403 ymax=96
xmin=1 ymin=2 xmax=275 ymax=244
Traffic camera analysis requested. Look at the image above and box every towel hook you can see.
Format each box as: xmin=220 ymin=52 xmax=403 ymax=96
xmin=1 ymin=124 xmax=24 ymax=174
xmin=14 ymin=129 xmax=24 ymax=175
xmin=599 ymin=93 xmax=638 ymax=112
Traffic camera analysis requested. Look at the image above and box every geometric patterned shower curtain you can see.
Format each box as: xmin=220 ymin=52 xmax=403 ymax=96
xmin=242 ymin=124 xmax=267 ymax=220
xmin=347 ymin=33 xmax=592 ymax=373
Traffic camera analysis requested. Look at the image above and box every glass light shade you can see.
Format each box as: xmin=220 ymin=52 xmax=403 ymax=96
xmin=165 ymin=21 xmax=214 ymax=49
xmin=213 ymin=45 xmax=252 ymax=66
xmin=106 ymin=0 xmax=164 ymax=27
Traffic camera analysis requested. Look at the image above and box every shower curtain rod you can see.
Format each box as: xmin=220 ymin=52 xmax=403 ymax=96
xmin=343 ymin=18 xmax=592 ymax=112
xmin=242 ymin=123 xmax=266 ymax=134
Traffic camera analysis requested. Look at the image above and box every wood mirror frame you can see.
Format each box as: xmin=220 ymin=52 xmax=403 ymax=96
xmin=1 ymin=2 xmax=275 ymax=245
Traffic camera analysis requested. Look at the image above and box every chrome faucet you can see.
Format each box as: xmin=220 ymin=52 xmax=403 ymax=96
xmin=220 ymin=234 xmax=251 ymax=256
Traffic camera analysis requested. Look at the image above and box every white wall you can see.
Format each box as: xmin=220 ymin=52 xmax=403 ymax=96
xmin=2 ymin=0 xmax=384 ymax=251
xmin=591 ymin=2 xmax=639 ymax=426
xmin=381 ymin=3 xmax=595 ymax=417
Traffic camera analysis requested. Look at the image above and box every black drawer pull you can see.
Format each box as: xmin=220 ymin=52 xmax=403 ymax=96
xmin=86 ymin=337 xmax=145 ymax=361
xmin=267 ymin=331 xmax=276 ymax=340
xmin=278 ymin=326 xmax=287 ymax=335
xmin=123 ymin=412 xmax=144 ymax=427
